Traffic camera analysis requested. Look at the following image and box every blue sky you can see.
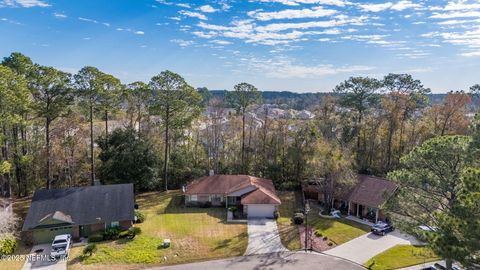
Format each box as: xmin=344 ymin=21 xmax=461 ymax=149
xmin=0 ymin=0 xmax=479 ymax=93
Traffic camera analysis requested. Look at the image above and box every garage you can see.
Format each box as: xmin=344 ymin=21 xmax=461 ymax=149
xmin=32 ymin=226 xmax=73 ymax=244
xmin=246 ymin=204 xmax=276 ymax=218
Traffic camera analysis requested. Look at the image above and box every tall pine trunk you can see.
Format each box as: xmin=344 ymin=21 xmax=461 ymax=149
xmin=163 ymin=108 xmax=170 ymax=191
xmin=105 ymin=110 xmax=109 ymax=137
xmin=90 ymin=101 xmax=95 ymax=186
xmin=241 ymin=109 xmax=246 ymax=174
xmin=46 ymin=118 xmax=51 ymax=189
xmin=21 ymin=123 xmax=28 ymax=197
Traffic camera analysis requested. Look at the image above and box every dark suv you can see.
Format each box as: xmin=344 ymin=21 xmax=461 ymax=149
xmin=371 ymin=222 xmax=394 ymax=235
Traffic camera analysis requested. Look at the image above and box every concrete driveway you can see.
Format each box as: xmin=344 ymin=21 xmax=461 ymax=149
xmin=245 ymin=218 xmax=289 ymax=255
xmin=21 ymin=244 xmax=67 ymax=270
xmin=324 ymin=230 xmax=420 ymax=264
xmin=153 ymin=251 xmax=366 ymax=270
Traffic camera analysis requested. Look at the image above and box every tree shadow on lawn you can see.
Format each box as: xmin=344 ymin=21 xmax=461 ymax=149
xmin=212 ymin=232 xmax=248 ymax=254
xmin=278 ymin=224 xmax=301 ymax=248
xmin=228 ymin=252 xmax=300 ymax=269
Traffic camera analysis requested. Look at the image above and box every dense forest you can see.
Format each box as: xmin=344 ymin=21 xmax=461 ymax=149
xmin=0 ymin=52 xmax=479 ymax=197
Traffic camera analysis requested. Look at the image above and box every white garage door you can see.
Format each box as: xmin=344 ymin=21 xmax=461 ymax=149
xmin=247 ymin=204 xmax=275 ymax=218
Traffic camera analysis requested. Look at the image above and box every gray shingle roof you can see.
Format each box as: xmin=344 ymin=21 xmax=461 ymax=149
xmin=22 ymin=184 xmax=134 ymax=231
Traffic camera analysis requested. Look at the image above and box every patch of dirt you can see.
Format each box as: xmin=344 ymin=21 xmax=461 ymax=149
xmin=299 ymin=225 xmax=336 ymax=252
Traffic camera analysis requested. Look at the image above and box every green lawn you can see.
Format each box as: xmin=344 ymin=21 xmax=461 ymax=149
xmin=276 ymin=191 xmax=302 ymax=250
xmin=307 ymin=213 xmax=370 ymax=245
xmin=276 ymin=192 xmax=370 ymax=249
xmin=68 ymin=190 xmax=248 ymax=269
xmin=364 ymin=245 xmax=440 ymax=270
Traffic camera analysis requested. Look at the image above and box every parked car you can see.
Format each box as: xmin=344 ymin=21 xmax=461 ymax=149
xmin=330 ymin=209 xmax=341 ymax=218
xmin=50 ymin=234 xmax=71 ymax=258
xmin=371 ymin=222 xmax=394 ymax=235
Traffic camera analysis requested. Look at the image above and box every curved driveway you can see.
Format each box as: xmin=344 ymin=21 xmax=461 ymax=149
xmin=324 ymin=230 xmax=421 ymax=264
xmin=154 ymin=251 xmax=365 ymax=270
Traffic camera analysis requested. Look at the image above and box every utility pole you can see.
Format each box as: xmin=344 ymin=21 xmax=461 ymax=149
xmin=304 ymin=201 xmax=310 ymax=252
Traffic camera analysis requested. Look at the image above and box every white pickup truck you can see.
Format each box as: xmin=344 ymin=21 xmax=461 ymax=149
xmin=50 ymin=234 xmax=72 ymax=258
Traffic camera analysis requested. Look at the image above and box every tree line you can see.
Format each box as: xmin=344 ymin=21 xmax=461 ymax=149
xmin=0 ymin=52 xmax=479 ymax=198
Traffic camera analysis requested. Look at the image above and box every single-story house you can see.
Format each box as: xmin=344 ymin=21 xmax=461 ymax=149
xmin=184 ymin=174 xmax=281 ymax=218
xmin=22 ymin=184 xmax=135 ymax=244
xmin=303 ymin=174 xmax=397 ymax=223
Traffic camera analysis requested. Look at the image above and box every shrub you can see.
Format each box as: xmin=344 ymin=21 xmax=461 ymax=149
xmin=228 ymin=206 xmax=237 ymax=213
xmin=328 ymin=242 xmax=333 ymax=246
xmin=0 ymin=237 xmax=17 ymax=255
xmin=273 ymin=210 xmax=279 ymax=220
xmin=127 ymin=227 xmax=141 ymax=239
xmin=292 ymin=213 xmax=304 ymax=225
xmin=294 ymin=208 xmax=305 ymax=214
xmin=82 ymin=243 xmax=97 ymax=256
xmin=323 ymin=236 xmax=328 ymax=241
xmin=119 ymin=230 xmax=129 ymax=238
xmin=135 ymin=210 xmax=146 ymax=223
xmin=104 ymin=227 xmax=120 ymax=240
xmin=88 ymin=233 xmax=104 ymax=243
xmin=314 ymin=230 xmax=322 ymax=237
xmin=202 ymin=201 xmax=212 ymax=208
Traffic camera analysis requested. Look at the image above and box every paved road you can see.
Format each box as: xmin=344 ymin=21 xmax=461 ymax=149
xmin=324 ymin=230 xmax=421 ymax=264
xmin=154 ymin=251 xmax=366 ymax=270
xmin=396 ymin=260 xmax=444 ymax=270
xmin=245 ymin=218 xmax=288 ymax=255
xmin=21 ymin=244 xmax=67 ymax=270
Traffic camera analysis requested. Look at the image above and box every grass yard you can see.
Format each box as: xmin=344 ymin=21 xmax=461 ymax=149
xmin=364 ymin=245 xmax=440 ymax=270
xmin=276 ymin=192 xmax=370 ymax=250
xmin=68 ymin=190 xmax=248 ymax=269
xmin=307 ymin=212 xmax=370 ymax=245
xmin=276 ymin=191 xmax=302 ymax=250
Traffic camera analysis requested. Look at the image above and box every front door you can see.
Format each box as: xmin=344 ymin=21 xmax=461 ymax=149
xmin=79 ymin=225 xmax=91 ymax=238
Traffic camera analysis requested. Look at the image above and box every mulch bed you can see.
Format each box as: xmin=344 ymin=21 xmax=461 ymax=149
xmin=299 ymin=225 xmax=336 ymax=252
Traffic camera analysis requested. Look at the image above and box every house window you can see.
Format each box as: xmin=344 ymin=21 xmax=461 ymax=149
xmin=211 ymin=195 xmax=222 ymax=202
xmin=110 ymin=221 xmax=119 ymax=228
xmin=191 ymin=195 xmax=197 ymax=201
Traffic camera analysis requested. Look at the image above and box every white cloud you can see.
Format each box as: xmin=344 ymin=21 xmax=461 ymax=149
xmin=390 ymin=1 xmax=422 ymax=11
xmin=443 ymin=2 xmax=480 ymax=11
xmin=155 ymin=0 xmax=190 ymax=8
xmin=198 ymin=5 xmax=218 ymax=13
xmin=256 ymin=0 xmax=350 ymax=7
xmin=176 ymin=3 xmax=190 ymax=8
xmin=246 ymin=56 xmax=374 ymax=78
xmin=211 ymin=39 xmax=232 ymax=45
xmin=2 ymin=0 xmax=49 ymax=7
xmin=53 ymin=12 xmax=67 ymax=18
xmin=359 ymin=1 xmax=421 ymax=12
xmin=359 ymin=2 xmax=393 ymax=12
xmin=116 ymin=27 xmax=145 ymax=35
xmin=180 ymin=10 xmax=208 ymax=20
xmin=430 ymin=11 xmax=480 ymax=19
xmin=171 ymin=39 xmax=195 ymax=47
xmin=248 ymin=6 xmax=337 ymax=21
xmin=192 ymin=31 xmax=217 ymax=38
xmin=461 ymin=51 xmax=480 ymax=57
xmin=0 ymin=17 xmax=22 ymax=24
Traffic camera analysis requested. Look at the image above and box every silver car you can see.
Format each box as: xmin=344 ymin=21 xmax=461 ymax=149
xmin=50 ymin=234 xmax=71 ymax=258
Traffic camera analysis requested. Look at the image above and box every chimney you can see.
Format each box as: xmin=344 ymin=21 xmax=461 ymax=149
xmin=209 ymin=170 xmax=215 ymax=176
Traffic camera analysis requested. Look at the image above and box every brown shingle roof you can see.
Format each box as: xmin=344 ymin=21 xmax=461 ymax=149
xmin=348 ymin=174 xmax=397 ymax=208
xmin=185 ymin=175 xmax=281 ymax=205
